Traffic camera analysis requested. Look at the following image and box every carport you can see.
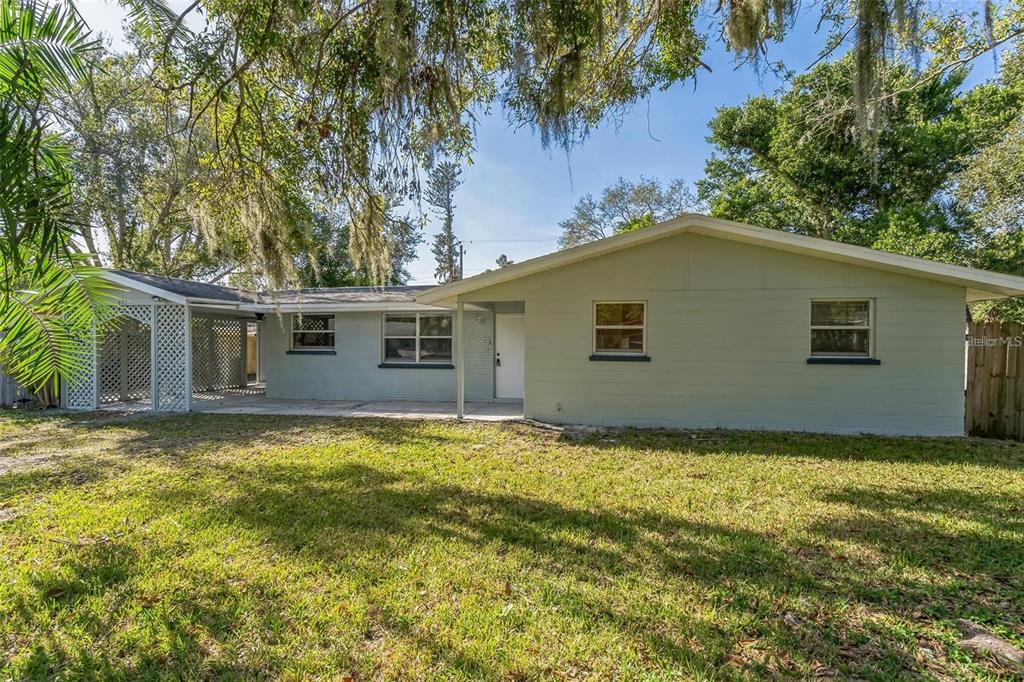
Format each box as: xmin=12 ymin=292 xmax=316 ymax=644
xmin=63 ymin=271 xmax=259 ymax=413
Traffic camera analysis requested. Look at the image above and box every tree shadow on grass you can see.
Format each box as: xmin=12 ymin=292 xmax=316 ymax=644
xmin=0 ymin=460 xmax=113 ymax=506
xmin=810 ymin=485 xmax=1024 ymax=620
xmin=88 ymin=412 xmax=482 ymax=458
xmin=6 ymin=414 xmax=1023 ymax=677
xmin=9 ymin=538 xmax=295 ymax=680
xmin=566 ymin=427 xmax=1024 ymax=470
xmin=142 ymin=460 xmax=813 ymax=676
xmin=126 ymin=455 xmax=1020 ymax=677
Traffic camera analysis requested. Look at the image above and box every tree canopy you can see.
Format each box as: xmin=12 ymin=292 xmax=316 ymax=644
xmin=425 ymin=161 xmax=463 ymax=283
xmin=698 ymin=55 xmax=1019 ymax=245
xmin=697 ymin=46 xmax=1024 ymax=319
xmin=149 ymin=0 xmax=1024 ymax=278
xmin=558 ymin=177 xmax=700 ymax=248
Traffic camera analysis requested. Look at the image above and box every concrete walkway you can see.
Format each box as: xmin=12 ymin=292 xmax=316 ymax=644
xmin=191 ymin=389 xmax=523 ymax=422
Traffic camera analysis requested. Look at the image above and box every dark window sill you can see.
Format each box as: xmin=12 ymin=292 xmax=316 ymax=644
xmin=807 ymin=357 xmax=880 ymax=365
xmin=378 ymin=363 xmax=454 ymax=369
xmin=589 ymin=354 xmax=651 ymax=362
xmin=287 ymin=350 xmax=336 ymax=355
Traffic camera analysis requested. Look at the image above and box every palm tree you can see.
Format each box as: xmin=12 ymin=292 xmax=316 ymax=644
xmin=0 ymin=0 xmax=115 ymax=400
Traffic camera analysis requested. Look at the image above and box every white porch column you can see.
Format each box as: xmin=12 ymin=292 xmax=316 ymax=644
xmin=256 ymin=322 xmax=264 ymax=383
xmin=456 ymin=299 xmax=465 ymax=420
xmin=183 ymin=305 xmax=193 ymax=411
xmin=238 ymin=320 xmax=248 ymax=388
xmin=150 ymin=303 xmax=158 ymax=411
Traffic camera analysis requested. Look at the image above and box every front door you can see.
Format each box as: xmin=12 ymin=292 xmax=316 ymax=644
xmin=495 ymin=314 xmax=525 ymax=400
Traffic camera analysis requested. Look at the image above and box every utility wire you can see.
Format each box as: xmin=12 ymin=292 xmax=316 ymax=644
xmin=463 ymin=237 xmax=558 ymax=243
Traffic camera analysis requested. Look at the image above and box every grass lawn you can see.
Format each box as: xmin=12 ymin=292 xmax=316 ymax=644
xmin=0 ymin=413 xmax=1022 ymax=680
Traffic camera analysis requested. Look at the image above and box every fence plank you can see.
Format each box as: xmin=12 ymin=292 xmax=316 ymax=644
xmin=966 ymin=320 xmax=1024 ymax=439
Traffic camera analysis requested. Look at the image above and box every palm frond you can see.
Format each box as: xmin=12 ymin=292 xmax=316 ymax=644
xmin=0 ymin=0 xmax=98 ymax=99
xmin=0 ymin=117 xmax=76 ymax=272
xmin=118 ymin=0 xmax=183 ymax=45
xmin=0 ymin=249 xmax=114 ymax=391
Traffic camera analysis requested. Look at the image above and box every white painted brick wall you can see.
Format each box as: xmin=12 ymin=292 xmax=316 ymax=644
xmin=261 ymin=310 xmax=494 ymax=402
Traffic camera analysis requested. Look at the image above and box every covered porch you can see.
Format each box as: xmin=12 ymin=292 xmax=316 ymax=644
xmin=451 ymin=299 xmax=526 ymax=419
xmin=63 ymin=271 xmax=261 ymax=413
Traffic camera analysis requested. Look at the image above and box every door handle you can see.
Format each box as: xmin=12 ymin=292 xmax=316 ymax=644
xmin=495 ymin=354 xmax=501 ymax=367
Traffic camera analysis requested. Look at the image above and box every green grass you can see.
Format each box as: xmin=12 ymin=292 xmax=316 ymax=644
xmin=0 ymin=413 xmax=1022 ymax=680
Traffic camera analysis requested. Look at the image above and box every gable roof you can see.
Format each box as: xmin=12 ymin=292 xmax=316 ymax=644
xmin=107 ymin=270 xmax=258 ymax=303
xmin=416 ymin=214 xmax=1024 ymax=304
xmin=102 ymin=270 xmax=434 ymax=308
xmin=259 ymin=285 xmax=433 ymax=305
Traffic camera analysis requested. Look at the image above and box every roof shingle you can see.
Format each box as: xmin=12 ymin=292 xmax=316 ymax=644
xmin=108 ymin=270 xmax=430 ymax=305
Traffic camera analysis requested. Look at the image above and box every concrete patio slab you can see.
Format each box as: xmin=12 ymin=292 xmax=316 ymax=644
xmin=190 ymin=389 xmax=523 ymax=421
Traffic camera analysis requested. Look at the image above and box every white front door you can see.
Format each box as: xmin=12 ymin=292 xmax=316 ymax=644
xmin=495 ymin=314 xmax=525 ymax=400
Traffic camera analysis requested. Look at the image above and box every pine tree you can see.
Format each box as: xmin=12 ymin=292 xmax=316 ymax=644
xmin=426 ymin=161 xmax=463 ymax=283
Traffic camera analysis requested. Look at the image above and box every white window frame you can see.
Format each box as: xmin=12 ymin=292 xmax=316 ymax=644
xmin=382 ymin=312 xmax=454 ymax=364
xmin=593 ymin=301 xmax=647 ymax=355
xmin=809 ymin=298 xmax=874 ymax=358
xmin=290 ymin=313 xmax=336 ymax=351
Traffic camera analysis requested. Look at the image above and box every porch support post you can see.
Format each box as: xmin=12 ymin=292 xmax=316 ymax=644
xmin=150 ymin=303 xmax=158 ymax=411
xmin=256 ymin=322 xmax=263 ymax=383
xmin=90 ymin=321 xmax=100 ymax=408
xmin=183 ymin=304 xmax=193 ymax=411
xmin=456 ymin=299 xmax=465 ymax=420
xmin=239 ymin=320 xmax=248 ymax=388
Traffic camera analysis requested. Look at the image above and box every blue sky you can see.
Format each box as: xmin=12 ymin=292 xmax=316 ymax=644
xmin=77 ymin=2 xmax=997 ymax=284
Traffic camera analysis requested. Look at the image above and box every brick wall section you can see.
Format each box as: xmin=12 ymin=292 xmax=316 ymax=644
xmin=262 ymin=310 xmax=495 ymax=402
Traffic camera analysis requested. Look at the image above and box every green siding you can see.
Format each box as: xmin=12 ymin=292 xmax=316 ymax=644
xmin=462 ymin=233 xmax=966 ymax=436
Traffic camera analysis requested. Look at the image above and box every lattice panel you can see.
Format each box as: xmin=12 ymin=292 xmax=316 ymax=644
xmin=119 ymin=304 xmax=152 ymax=325
xmin=64 ymin=330 xmax=97 ymax=409
xmin=96 ymin=307 xmax=153 ymax=405
xmin=124 ymin=319 xmax=152 ymax=401
xmin=117 ymin=306 xmax=154 ymax=404
xmin=154 ymin=304 xmax=189 ymax=411
xmin=98 ymin=327 xmax=122 ymax=404
xmin=192 ymin=318 xmax=244 ymax=392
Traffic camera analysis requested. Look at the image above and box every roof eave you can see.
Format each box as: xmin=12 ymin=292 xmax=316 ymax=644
xmin=257 ymin=302 xmax=449 ymax=312
xmin=100 ymin=272 xmax=188 ymax=304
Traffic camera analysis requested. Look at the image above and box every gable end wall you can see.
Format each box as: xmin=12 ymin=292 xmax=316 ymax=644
xmin=461 ymin=233 xmax=967 ymax=436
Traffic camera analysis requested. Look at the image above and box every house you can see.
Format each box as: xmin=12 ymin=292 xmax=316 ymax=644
xmin=66 ymin=214 xmax=1024 ymax=436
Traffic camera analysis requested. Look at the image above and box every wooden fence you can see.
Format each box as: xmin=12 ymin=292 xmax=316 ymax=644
xmin=965 ymin=320 xmax=1024 ymax=439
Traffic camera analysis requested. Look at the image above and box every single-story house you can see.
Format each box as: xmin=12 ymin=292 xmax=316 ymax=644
xmin=65 ymin=214 xmax=1024 ymax=436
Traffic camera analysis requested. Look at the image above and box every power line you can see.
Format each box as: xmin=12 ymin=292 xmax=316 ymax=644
xmin=463 ymin=237 xmax=558 ymax=243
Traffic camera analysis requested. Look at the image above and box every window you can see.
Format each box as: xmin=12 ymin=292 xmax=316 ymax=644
xmin=594 ymin=302 xmax=646 ymax=355
xmin=291 ymin=314 xmax=335 ymax=350
xmin=383 ymin=313 xmax=453 ymax=364
xmin=810 ymin=300 xmax=872 ymax=357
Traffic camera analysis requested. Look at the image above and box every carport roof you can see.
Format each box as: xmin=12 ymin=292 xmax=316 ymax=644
xmin=109 ymin=270 xmax=258 ymax=303
xmin=104 ymin=270 xmax=436 ymax=308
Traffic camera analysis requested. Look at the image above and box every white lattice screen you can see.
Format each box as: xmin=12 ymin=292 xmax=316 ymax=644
xmin=68 ymin=302 xmax=237 ymax=413
xmin=63 ymin=329 xmax=97 ymax=409
xmin=97 ymin=328 xmax=121 ymax=404
xmin=191 ymin=318 xmax=245 ymax=392
xmin=66 ymin=303 xmax=157 ymax=410
xmin=153 ymin=304 xmax=190 ymax=411
xmin=97 ymin=316 xmax=151 ymax=404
